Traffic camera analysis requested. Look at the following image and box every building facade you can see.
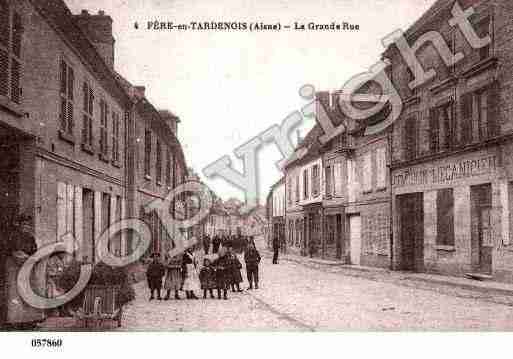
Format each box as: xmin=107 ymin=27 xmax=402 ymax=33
xmin=384 ymin=0 xmax=513 ymax=282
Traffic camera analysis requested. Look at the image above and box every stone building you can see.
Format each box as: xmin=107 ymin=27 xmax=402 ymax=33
xmin=387 ymin=0 xmax=513 ymax=281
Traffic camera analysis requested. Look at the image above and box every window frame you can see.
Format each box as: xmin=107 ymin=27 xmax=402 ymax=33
xmin=0 ymin=3 xmax=23 ymax=106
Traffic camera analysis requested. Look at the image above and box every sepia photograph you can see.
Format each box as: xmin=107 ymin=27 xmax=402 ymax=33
xmin=1 ymin=0 xmax=513 ymax=355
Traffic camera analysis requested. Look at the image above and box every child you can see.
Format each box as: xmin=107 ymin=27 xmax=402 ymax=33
xmin=212 ymin=247 xmax=230 ymax=300
xmin=163 ymin=253 xmax=182 ymax=300
xmin=146 ymin=254 xmax=165 ymax=300
xmin=199 ymin=258 xmax=216 ymax=299
xmin=227 ymin=247 xmax=243 ymax=292
xmin=244 ymin=241 xmax=261 ymax=289
xmin=182 ymin=249 xmax=200 ymax=299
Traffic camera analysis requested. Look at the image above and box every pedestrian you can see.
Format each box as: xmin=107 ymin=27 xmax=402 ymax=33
xmin=203 ymin=235 xmax=211 ymax=255
xmin=163 ymin=253 xmax=182 ymax=300
xmin=212 ymin=235 xmax=221 ymax=254
xmin=244 ymin=241 xmax=261 ymax=290
xmin=227 ymin=246 xmax=243 ymax=293
xmin=212 ymin=247 xmax=230 ymax=300
xmin=146 ymin=254 xmax=165 ymax=301
xmin=182 ymin=249 xmax=200 ymax=299
xmin=199 ymin=258 xmax=216 ymax=299
xmin=272 ymin=235 xmax=280 ymax=264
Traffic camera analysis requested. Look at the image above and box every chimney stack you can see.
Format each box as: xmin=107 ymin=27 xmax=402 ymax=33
xmin=134 ymin=86 xmax=146 ymax=99
xmin=73 ymin=9 xmax=115 ymax=69
xmin=159 ymin=110 xmax=180 ymax=136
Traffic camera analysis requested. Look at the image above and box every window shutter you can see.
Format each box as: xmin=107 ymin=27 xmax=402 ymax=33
xmin=363 ymin=153 xmax=372 ymax=192
xmin=12 ymin=11 xmax=22 ymax=57
xmin=60 ymin=60 xmax=67 ymax=95
xmin=429 ymin=108 xmax=439 ymax=152
xmin=0 ymin=0 xmax=9 ymax=47
xmin=0 ymin=48 xmax=8 ymax=97
xmin=487 ymin=82 xmax=500 ymax=137
xmin=57 ymin=182 xmax=67 ymax=242
xmin=460 ymin=92 xmax=473 ymax=144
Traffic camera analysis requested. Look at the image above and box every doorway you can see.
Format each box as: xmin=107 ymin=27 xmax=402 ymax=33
xmin=349 ymin=215 xmax=361 ymax=265
xmin=398 ymin=193 xmax=424 ymax=271
xmin=471 ymin=184 xmax=492 ymax=274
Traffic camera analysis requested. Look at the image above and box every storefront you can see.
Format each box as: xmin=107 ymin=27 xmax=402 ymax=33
xmin=391 ymin=146 xmax=513 ymax=282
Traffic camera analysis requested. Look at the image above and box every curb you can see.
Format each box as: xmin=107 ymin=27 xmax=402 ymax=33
xmin=263 ymin=249 xmax=513 ymax=298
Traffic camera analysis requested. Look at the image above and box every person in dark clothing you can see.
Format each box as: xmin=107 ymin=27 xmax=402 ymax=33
xmin=199 ymin=258 xmax=216 ymax=299
xmin=146 ymin=254 xmax=165 ymax=300
xmin=244 ymin=242 xmax=261 ymax=289
xmin=212 ymin=248 xmax=230 ymax=300
xmin=212 ymin=235 xmax=221 ymax=254
xmin=203 ymin=235 xmax=211 ymax=255
xmin=272 ymin=236 xmax=280 ymax=264
xmin=227 ymin=247 xmax=243 ymax=292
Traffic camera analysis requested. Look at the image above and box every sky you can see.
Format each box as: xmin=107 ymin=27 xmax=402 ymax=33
xmin=65 ymin=0 xmax=436 ymax=203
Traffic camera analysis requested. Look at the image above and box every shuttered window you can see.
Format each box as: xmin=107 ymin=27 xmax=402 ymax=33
xmin=166 ymin=148 xmax=171 ymax=186
xmin=363 ymin=153 xmax=372 ymax=193
xmin=156 ymin=140 xmax=162 ymax=183
xmin=460 ymin=93 xmax=473 ymax=145
xmin=376 ymin=147 xmax=387 ymax=190
xmin=144 ymin=129 xmax=151 ymax=177
xmin=0 ymin=3 xmax=23 ymax=104
xmin=99 ymin=99 xmax=109 ymax=156
xmin=404 ymin=117 xmax=417 ymax=160
xmin=112 ymin=111 xmax=120 ymax=162
xmin=82 ymin=82 xmax=94 ymax=147
xmin=325 ymin=166 xmax=332 ymax=197
xmin=60 ymin=60 xmax=74 ymax=134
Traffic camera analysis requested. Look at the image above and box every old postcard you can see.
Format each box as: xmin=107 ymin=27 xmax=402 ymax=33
xmin=1 ymin=0 xmax=513 ymax=353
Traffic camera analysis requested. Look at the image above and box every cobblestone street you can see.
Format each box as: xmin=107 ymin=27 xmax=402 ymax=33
xmin=119 ymin=247 xmax=513 ymax=331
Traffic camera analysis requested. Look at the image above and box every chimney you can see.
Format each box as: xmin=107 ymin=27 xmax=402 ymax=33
xmin=134 ymin=86 xmax=146 ymax=99
xmin=159 ymin=110 xmax=180 ymax=136
xmin=73 ymin=9 xmax=115 ymax=69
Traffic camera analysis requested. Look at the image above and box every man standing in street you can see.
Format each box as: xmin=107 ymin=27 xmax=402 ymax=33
xmin=272 ymin=235 xmax=280 ymax=264
xmin=203 ymin=234 xmax=211 ymax=255
xmin=244 ymin=241 xmax=261 ymax=289
xmin=212 ymin=234 xmax=221 ymax=254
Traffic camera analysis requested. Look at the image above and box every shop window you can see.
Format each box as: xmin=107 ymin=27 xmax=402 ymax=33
xmin=437 ymin=188 xmax=454 ymax=246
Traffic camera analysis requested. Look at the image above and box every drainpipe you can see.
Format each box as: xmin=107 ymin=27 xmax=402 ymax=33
xmin=388 ymin=129 xmax=394 ymax=270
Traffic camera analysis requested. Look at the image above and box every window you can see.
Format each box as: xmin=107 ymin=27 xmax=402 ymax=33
xmin=312 ymin=165 xmax=320 ymax=197
xmin=404 ymin=117 xmax=417 ymax=160
xmin=376 ymin=148 xmax=387 ymax=190
xmin=459 ymin=92 xmax=473 ymax=145
xmin=295 ymin=175 xmax=300 ymax=203
xmin=325 ymin=166 xmax=332 ymax=197
xmin=112 ymin=111 xmax=120 ymax=163
xmin=60 ymin=60 xmax=74 ymax=134
xmin=166 ymin=148 xmax=171 ymax=187
xmin=476 ymin=86 xmax=498 ymax=139
xmin=99 ymin=99 xmax=109 ymax=157
xmin=363 ymin=152 xmax=372 ymax=193
xmin=475 ymin=17 xmax=491 ymax=61
xmin=303 ymin=169 xmax=309 ymax=200
xmin=429 ymin=102 xmax=454 ymax=153
xmin=81 ymin=82 xmax=94 ymax=147
xmin=0 ymin=3 xmax=22 ymax=104
xmin=437 ymin=188 xmax=454 ymax=246
xmin=156 ymin=140 xmax=162 ymax=184
xmin=287 ymin=178 xmax=292 ymax=205
xmin=144 ymin=129 xmax=151 ymax=177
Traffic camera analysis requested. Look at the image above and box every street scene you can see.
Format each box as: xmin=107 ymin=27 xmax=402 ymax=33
xmin=4 ymin=0 xmax=513 ymax=337
xmin=118 ymin=240 xmax=513 ymax=331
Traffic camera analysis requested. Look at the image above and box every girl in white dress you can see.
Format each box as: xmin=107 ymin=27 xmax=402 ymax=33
xmin=182 ymin=249 xmax=200 ymax=299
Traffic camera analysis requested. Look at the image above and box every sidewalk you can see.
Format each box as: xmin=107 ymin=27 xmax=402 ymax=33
xmin=263 ymin=248 xmax=513 ymax=298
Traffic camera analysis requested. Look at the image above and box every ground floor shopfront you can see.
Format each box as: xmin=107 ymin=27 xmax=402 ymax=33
xmin=391 ymin=144 xmax=513 ymax=283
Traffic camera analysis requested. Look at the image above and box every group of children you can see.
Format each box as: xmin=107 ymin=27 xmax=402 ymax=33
xmin=146 ymin=241 xmax=262 ymax=301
